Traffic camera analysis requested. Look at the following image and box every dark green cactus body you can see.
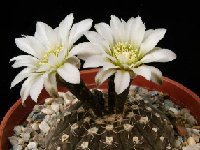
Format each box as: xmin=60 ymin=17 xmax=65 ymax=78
xmin=46 ymin=92 xmax=175 ymax=150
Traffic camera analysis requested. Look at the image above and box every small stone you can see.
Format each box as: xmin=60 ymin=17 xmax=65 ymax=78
xmin=32 ymin=112 xmax=45 ymax=121
xmin=31 ymin=122 xmax=39 ymax=130
xmin=45 ymin=98 xmax=54 ymax=105
xmin=20 ymin=133 xmax=30 ymax=142
xmin=17 ymin=138 xmax=24 ymax=145
xmin=27 ymin=142 xmax=37 ymax=149
xmin=59 ymin=92 xmax=74 ymax=105
xmin=13 ymin=126 xmax=23 ymax=136
xmin=8 ymin=136 xmax=19 ymax=145
xmin=164 ymin=100 xmax=174 ymax=109
xmin=13 ymin=144 xmax=23 ymax=150
xmin=151 ymin=91 xmax=158 ymax=97
xmin=51 ymin=102 xmax=60 ymax=112
xmin=41 ymin=108 xmax=54 ymax=115
xmin=182 ymin=144 xmax=200 ymax=150
xmin=169 ymin=107 xmax=179 ymax=115
xmin=176 ymin=125 xmax=188 ymax=136
xmin=39 ymin=121 xmax=50 ymax=134
xmin=193 ymin=126 xmax=200 ymax=130
xmin=187 ymin=137 xmax=196 ymax=145
xmin=174 ymin=139 xmax=182 ymax=148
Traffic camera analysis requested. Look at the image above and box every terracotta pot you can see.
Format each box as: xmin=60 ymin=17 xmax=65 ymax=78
xmin=0 ymin=68 xmax=199 ymax=150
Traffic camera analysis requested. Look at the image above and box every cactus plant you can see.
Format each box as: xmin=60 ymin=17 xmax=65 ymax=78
xmin=10 ymin=14 xmax=178 ymax=149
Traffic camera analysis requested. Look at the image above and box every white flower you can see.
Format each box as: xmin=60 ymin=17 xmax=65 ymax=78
xmin=72 ymin=15 xmax=176 ymax=94
xmin=10 ymin=13 xmax=92 ymax=102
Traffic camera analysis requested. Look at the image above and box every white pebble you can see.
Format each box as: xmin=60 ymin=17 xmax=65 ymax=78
xmin=13 ymin=126 xmax=23 ymax=136
xmin=17 ymin=138 xmax=24 ymax=145
xmin=45 ymin=98 xmax=54 ymax=105
xmin=51 ymin=102 xmax=60 ymax=112
xmin=27 ymin=142 xmax=37 ymax=149
xmin=174 ymin=139 xmax=182 ymax=148
xmin=13 ymin=144 xmax=23 ymax=150
xmin=41 ymin=108 xmax=54 ymax=115
xmin=8 ymin=136 xmax=18 ymax=145
xmin=183 ymin=144 xmax=200 ymax=150
xmin=39 ymin=121 xmax=50 ymax=134
xmin=187 ymin=137 xmax=196 ymax=145
xmin=20 ymin=133 xmax=30 ymax=142
xmin=31 ymin=122 xmax=39 ymax=130
xmin=169 ymin=107 xmax=179 ymax=115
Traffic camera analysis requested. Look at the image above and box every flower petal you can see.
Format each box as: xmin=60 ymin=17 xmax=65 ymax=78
xmin=67 ymin=56 xmax=80 ymax=68
xmin=132 ymin=65 xmax=152 ymax=80
xmin=68 ymin=19 xmax=92 ymax=46
xmin=133 ymin=65 xmax=163 ymax=84
xmin=95 ymin=68 xmax=116 ymax=85
xmin=148 ymin=66 xmax=163 ymax=84
xmin=59 ymin=13 xmax=74 ymax=46
xmin=35 ymin=22 xmax=59 ymax=49
xmin=48 ymin=54 xmax=58 ymax=66
xmin=83 ymin=55 xmax=104 ymax=68
xmin=11 ymin=55 xmax=37 ymax=68
xmin=30 ymin=75 xmax=46 ymax=102
xmin=140 ymin=29 xmax=166 ymax=54
xmin=141 ymin=49 xmax=176 ymax=63
xmin=36 ymin=64 xmax=50 ymax=72
xmin=20 ymin=75 xmax=37 ymax=102
xmin=124 ymin=17 xmax=135 ymax=42
xmin=44 ymin=73 xmax=58 ymax=97
xmin=10 ymin=68 xmax=32 ymax=88
xmin=15 ymin=38 xmax=38 ymax=57
xmin=69 ymin=42 xmax=103 ymax=60
xmin=57 ymin=49 xmax=67 ymax=62
xmin=130 ymin=16 xmax=146 ymax=46
xmin=110 ymin=15 xmax=123 ymax=42
xmin=25 ymin=36 xmax=46 ymax=58
xmin=94 ymin=23 xmax=113 ymax=45
xmin=10 ymin=55 xmax=37 ymax=62
xmin=114 ymin=70 xmax=130 ymax=94
xmin=57 ymin=63 xmax=80 ymax=84
xmin=102 ymin=60 xmax=118 ymax=71
xmin=85 ymin=31 xmax=110 ymax=51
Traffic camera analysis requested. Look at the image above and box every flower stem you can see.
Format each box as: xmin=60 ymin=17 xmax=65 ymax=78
xmin=108 ymin=75 xmax=116 ymax=113
xmin=108 ymin=75 xmax=132 ymax=114
xmin=115 ymin=83 xmax=131 ymax=114
xmin=58 ymin=76 xmax=103 ymax=116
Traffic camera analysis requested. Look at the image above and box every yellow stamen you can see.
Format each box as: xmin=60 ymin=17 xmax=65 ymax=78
xmin=36 ymin=45 xmax=64 ymax=67
xmin=110 ymin=42 xmax=141 ymax=67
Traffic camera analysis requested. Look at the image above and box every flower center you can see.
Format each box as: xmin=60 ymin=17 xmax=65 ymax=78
xmin=110 ymin=42 xmax=141 ymax=67
xmin=36 ymin=45 xmax=64 ymax=67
